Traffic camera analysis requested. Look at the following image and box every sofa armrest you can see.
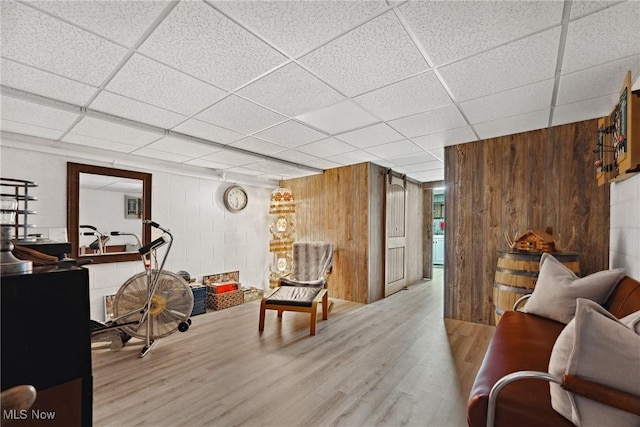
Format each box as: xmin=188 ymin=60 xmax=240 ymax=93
xmin=487 ymin=371 xmax=640 ymax=427
xmin=562 ymin=374 xmax=640 ymax=416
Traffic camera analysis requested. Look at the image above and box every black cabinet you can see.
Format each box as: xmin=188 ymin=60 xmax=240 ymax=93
xmin=1 ymin=266 xmax=92 ymax=426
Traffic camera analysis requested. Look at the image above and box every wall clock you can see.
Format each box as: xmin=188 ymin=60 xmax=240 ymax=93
xmin=223 ymin=185 xmax=248 ymax=212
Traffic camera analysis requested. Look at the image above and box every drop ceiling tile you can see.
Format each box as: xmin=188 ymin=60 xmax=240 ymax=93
xmin=63 ymin=133 xmax=140 ymax=153
xmin=296 ymin=100 xmax=378 ymax=134
xmin=354 ymin=71 xmax=452 ymax=121
xmin=254 ymin=120 xmax=327 ymax=149
xmin=412 ymin=169 xmax=444 ymax=183
xmin=439 ymin=27 xmax=561 ymax=101
xmin=388 ymin=104 xmax=468 ymax=138
xmin=201 ymin=149 xmax=264 ymax=167
xmin=460 ymin=79 xmax=555 ymax=125
xmin=387 ymin=153 xmax=440 ymax=167
xmin=395 ymin=161 xmax=442 ymax=173
xmin=570 ymin=1 xmax=621 ymax=20
xmin=91 ymin=91 xmax=188 ymax=129
xmin=413 ymin=127 xmax=477 ymax=150
xmin=336 ymin=123 xmax=404 ymax=149
xmin=244 ymin=160 xmax=288 ymax=173
xmin=1 ymin=60 xmax=97 ymax=106
xmin=229 ymin=137 xmax=285 ymax=156
xmin=399 ymin=1 xmax=563 ymax=66
xmin=474 ymin=109 xmax=550 ymax=140
xmin=1 ymin=120 xmax=64 ymax=140
xmin=224 ymin=166 xmax=265 ymax=177
xmin=428 ymin=148 xmax=445 ymax=161
xmin=324 ymin=150 xmax=380 ymax=165
xmin=144 ymin=136 xmax=221 ymax=158
xmin=304 ymin=158 xmax=343 ymax=170
xmin=196 ymin=95 xmax=286 ymax=134
xmin=296 ymin=137 xmax=355 ymax=158
xmin=212 ymin=1 xmax=388 ymax=57
xmin=557 ymin=55 xmax=640 ymax=106
xmin=172 ymin=119 xmax=243 ymax=145
xmin=132 ymin=147 xmax=192 ymax=163
xmin=26 ymin=0 xmax=171 ymax=48
xmin=273 ymin=150 xmax=318 ymax=164
xmin=300 ymin=11 xmax=428 ymax=96
xmin=106 ymin=54 xmax=227 ymax=116
xmin=238 ymin=63 xmax=345 ymax=117
xmin=1 ymin=1 xmax=128 ymax=86
xmin=552 ymin=93 xmax=619 ymax=127
xmin=0 ymin=96 xmax=79 ymax=131
xmin=365 ymin=139 xmax=422 ymax=159
xmin=67 ymin=117 xmax=162 ymax=147
xmin=139 ymin=1 xmax=286 ymax=91
xmin=563 ymin=2 xmax=640 ymax=73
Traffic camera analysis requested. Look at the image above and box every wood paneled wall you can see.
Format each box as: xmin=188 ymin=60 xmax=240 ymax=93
xmin=444 ymin=119 xmax=610 ymax=325
xmin=282 ymin=162 xmax=423 ymax=304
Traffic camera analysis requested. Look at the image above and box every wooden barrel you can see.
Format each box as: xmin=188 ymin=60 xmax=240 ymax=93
xmin=493 ymin=251 xmax=580 ymax=324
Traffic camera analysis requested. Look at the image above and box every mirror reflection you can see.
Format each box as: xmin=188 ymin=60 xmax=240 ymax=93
xmin=79 ymin=173 xmax=143 ymax=256
xmin=67 ymin=162 xmax=151 ymax=264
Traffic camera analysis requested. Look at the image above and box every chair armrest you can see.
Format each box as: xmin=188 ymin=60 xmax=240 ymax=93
xmin=486 ymin=371 xmax=640 ymax=427
xmin=512 ymin=294 xmax=532 ymax=311
xmin=562 ymin=374 xmax=640 ymax=416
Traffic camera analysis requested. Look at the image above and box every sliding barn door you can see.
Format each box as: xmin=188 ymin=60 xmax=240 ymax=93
xmin=385 ymin=175 xmax=407 ymax=297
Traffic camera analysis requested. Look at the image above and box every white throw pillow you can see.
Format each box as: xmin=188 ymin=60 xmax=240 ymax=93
xmin=548 ymin=298 xmax=640 ymax=427
xmin=521 ymin=253 xmax=625 ymax=323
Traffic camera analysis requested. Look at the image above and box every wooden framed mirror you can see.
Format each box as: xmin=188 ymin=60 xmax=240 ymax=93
xmin=67 ymin=162 xmax=152 ymax=264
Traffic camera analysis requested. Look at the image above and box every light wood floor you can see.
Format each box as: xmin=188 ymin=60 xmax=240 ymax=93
xmin=92 ymin=268 xmax=494 ymax=427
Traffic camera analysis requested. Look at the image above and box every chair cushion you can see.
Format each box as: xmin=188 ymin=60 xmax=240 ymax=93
xmin=280 ymin=277 xmax=325 ymax=287
xmin=265 ymin=285 xmax=323 ymax=307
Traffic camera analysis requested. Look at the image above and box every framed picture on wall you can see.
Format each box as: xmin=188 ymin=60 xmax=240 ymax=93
xmin=104 ymin=294 xmax=116 ymax=321
xmin=125 ymin=195 xmax=142 ymax=219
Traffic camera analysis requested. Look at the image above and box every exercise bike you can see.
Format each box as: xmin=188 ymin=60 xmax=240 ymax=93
xmin=90 ymin=221 xmax=194 ymax=358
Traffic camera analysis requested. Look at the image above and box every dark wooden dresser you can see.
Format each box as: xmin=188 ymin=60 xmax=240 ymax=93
xmin=1 ymin=266 xmax=92 ymax=426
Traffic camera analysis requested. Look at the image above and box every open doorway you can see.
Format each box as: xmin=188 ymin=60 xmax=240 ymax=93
xmin=433 ymin=189 xmax=445 ymax=268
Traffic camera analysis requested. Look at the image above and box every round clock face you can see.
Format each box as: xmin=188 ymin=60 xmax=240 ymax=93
xmin=223 ymin=185 xmax=248 ymax=212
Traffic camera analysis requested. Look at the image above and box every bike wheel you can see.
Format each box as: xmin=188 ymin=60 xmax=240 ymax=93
xmin=113 ymin=270 xmax=194 ymax=340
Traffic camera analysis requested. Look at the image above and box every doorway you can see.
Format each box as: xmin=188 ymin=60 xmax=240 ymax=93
xmin=432 ymin=189 xmax=445 ymax=267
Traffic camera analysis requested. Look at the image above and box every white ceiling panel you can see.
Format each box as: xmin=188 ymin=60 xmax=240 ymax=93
xmin=399 ymin=1 xmax=563 ymax=66
xmin=201 ymin=149 xmax=264 ymax=167
xmin=336 ymin=123 xmax=404 ymax=149
xmin=428 ymin=148 xmax=445 ymax=162
xmin=138 ymin=1 xmax=286 ymax=91
xmin=395 ymin=161 xmax=443 ymax=173
xmin=387 ymin=152 xmax=440 ymax=166
xmin=106 ymin=54 xmax=227 ymax=116
xmin=557 ymin=55 xmax=640 ymax=106
xmin=143 ymin=136 xmax=221 ymax=158
xmin=304 ymin=158 xmax=343 ymax=170
xmin=132 ymin=147 xmax=192 ymax=163
xmin=413 ymin=127 xmax=477 ymax=150
xmin=474 ymin=109 xmax=550 ymax=140
xmin=91 ymin=91 xmax=188 ymax=129
xmin=195 ymin=95 xmax=286 ymax=135
xmin=552 ymin=93 xmax=619 ymax=127
xmin=440 ymin=27 xmax=561 ymax=102
xmin=325 ymin=150 xmax=380 ymax=166
xmin=185 ymin=158 xmax=234 ymax=170
xmin=1 ymin=1 xmax=128 ymax=86
xmin=272 ymin=150 xmax=318 ymax=165
xmin=172 ymin=119 xmax=243 ymax=145
xmin=461 ymin=79 xmax=555 ymax=125
xmin=26 ymin=0 xmax=171 ymax=48
xmin=388 ymin=104 xmax=468 ymax=138
xmin=212 ymin=1 xmax=388 ymax=58
xmin=296 ymin=137 xmax=355 ymax=158
xmin=354 ymin=71 xmax=452 ymax=121
xmin=68 ymin=116 xmax=162 ymax=147
xmin=0 ymin=96 xmax=79 ymax=131
xmin=562 ymin=1 xmax=640 ymax=74
xmin=229 ymin=137 xmax=286 ymax=156
xmin=254 ymin=120 xmax=326 ymax=149
xmin=413 ymin=169 xmax=444 ymax=182
xmin=296 ymin=100 xmax=378 ymax=134
xmin=238 ymin=63 xmax=345 ymax=117
xmin=365 ymin=139 xmax=422 ymax=159
xmin=224 ymin=166 xmax=266 ymax=177
xmin=1 ymin=59 xmax=97 ymax=106
xmin=300 ymin=11 xmax=428 ymax=96
xmin=569 ymin=1 xmax=621 ymax=20
xmin=1 ymin=120 xmax=65 ymax=140
xmin=62 ymin=133 xmax=139 ymax=153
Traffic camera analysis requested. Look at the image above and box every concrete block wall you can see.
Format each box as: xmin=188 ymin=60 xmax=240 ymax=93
xmin=609 ymin=173 xmax=640 ymax=280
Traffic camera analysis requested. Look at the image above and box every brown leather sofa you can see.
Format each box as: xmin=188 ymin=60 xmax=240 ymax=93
xmin=467 ymin=276 xmax=640 ymax=427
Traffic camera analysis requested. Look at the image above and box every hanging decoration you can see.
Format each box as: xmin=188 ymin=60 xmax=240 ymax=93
xmin=268 ymin=187 xmax=296 ymax=288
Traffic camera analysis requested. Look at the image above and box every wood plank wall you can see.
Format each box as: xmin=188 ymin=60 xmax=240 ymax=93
xmin=282 ymin=162 xmax=423 ymax=304
xmin=444 ymin=119 xmax=610 ymax=325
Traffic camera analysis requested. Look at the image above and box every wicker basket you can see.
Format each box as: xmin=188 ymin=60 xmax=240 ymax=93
xmin=243 ymin=287 xmax=264 ymax=303
xmin=206 ymin=289 xmax=244 ymax=310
